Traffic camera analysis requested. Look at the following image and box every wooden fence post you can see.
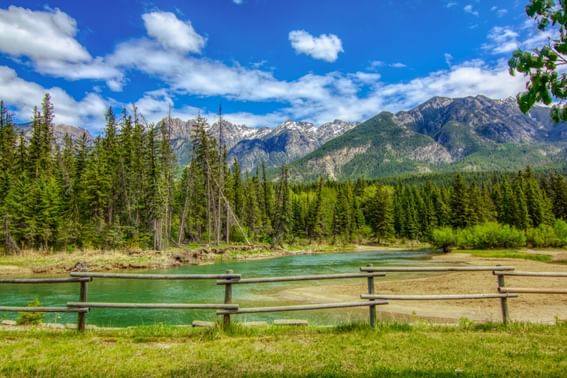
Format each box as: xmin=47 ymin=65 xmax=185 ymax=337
xmin=367 ymin=264 xmax=376 ymax=327
xmin=496 ymin=272 xmax=509 ymax=324
xmin=78 ymin=280 xmax=88 ymax=331
xmin=223 ymin=269 xmax=233 ymax=329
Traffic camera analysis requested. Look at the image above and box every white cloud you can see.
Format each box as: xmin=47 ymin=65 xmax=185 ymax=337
xmin=464 ymin=4 xmax=479 ymax=16
xmin=0 ymin=65 xmax=107 ymax=130
xmin=142 ymin=11 xmax=206 ymax=54
xmin=490 ymin=6 xmax=508 ymax=17
xmin=0 ymin=5 xmax=124 ymax=90
xmin=483 ymin=26 xmax=519 ymax=54
xmin=289 ymin=30 xmax=343 ymax=62
xmin=367 ymin=60 xmax=384 ymax=71
xmin=0 ymin=5 xmax=531 ymax=132
xmin=0 ymin=5 xmax=91 ymax=63
xmin=233 ymin=0 xmax=243 ymax=4
xmin=446 ymin=2 xmax=457 ymax=8
xmin=376 ymin=60 xmax=525 ymax=112
xmin=390 ymin=62 xmax=407 ymax=68
xmin=444 ymin=53 xmax=453 ymax=66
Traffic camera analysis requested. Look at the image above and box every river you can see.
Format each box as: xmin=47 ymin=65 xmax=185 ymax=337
xmin=0 ymin=249 xmax=436 ymax=327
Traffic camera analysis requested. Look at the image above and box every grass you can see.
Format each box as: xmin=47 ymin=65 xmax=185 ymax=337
xmin=463 ymin=249 xmax=554 ymax=263
xmin=0 ymin=321 xmax=565 ymax=377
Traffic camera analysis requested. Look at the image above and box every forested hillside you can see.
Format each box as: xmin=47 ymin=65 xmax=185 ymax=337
xmin=2 ymin=95 xmax=567 ymax=253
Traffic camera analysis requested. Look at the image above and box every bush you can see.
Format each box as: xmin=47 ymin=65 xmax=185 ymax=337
xmin=461 ymin=222 xmax=526 ymax=249
xmin=553 ymin=220 xmax=567 ymax=245
xmin=432 ymin=222 xmax=526 ymax=250
xmin=431 ymin=227 xmax=457 ymax=252
xmin=527 ymin=224 xmax=562 ymax=248
xmin=16 ymin=298 xmax=45 ymax=325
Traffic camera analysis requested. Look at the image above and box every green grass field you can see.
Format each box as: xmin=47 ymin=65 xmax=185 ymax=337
xmin=464 ymin=249 xmax=554 ymax=263
xmin=0 ymin=322 xmax=565 ymax=377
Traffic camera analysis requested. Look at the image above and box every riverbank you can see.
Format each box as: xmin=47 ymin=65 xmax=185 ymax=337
xmin=0 ymin=243 xmax=427 ymax=276
xmin=0 ymin=244 xmax=353 ymax=276
xmin=0 ymin=322 xmax=565 ymax=377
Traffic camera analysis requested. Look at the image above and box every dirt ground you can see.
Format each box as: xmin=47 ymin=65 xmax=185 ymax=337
xmin=272 ymin=252 xmax=567 ymax=324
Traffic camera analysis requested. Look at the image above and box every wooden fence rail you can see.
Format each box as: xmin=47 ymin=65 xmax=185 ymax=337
xmin=67 ymin=302 xmax=238 ymax=310
xmin=361 ymin=293 xmax=518 ymax=300
xmin=0 ymin=306 xmax=88 ymax=313
xmin=70 ymin=272 xmax=241 ymax=280
xmin=361 ymin=266 xmax=515 ymax=272
xmin=216 ymin=272 xmax=386 ymax=285
xmin=0 ymin=277 xmax=90 ymax=284
xmin=494 ymin=271 xmax=567 ymax=277
xmin=216 ymin=301 xmax=388 ymax=315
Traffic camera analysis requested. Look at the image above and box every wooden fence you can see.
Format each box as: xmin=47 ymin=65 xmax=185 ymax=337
xmin=0 ymin=277 xmax=90 ymax=330
xmin=361 ymin=265 xmax=518 ymax=323
xmin=0 ymin=265 xmax=565 ymax=330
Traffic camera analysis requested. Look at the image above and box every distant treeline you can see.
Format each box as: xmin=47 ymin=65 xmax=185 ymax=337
xmin=1 ymin=95 xmax=567 ymax=253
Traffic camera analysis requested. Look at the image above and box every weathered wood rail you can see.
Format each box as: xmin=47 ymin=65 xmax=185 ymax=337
xmin=494 ymin=271 xmax=567 ymax=295
xmin=1 ymin=265 xmax=565 ymax=331
xmin=0 ymin=277 xmax=90 ymax=330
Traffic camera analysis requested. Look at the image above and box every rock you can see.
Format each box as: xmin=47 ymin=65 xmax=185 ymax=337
xmin=71 ymin=261 xmax=89 ymax=272
xmin=44 ymin=323 xmax=65 ymax=329
xmin=241 ymin=321 xmax=268 ymax=327
xmin=273 ymin=319 xmax=308 ymax=326
xmin=1 ymin=320 xmax=16 ymax=326
xmin=192 ymin=320 xmax=215 ymax=328
xmin=128 ymin=263 xmax=147 ymax=269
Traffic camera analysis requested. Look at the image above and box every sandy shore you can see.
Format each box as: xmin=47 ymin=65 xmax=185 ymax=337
xmin=269 ymin=252 xmax=567 ymax=324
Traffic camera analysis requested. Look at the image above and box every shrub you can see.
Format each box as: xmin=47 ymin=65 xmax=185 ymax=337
xmin=432 ymin=222 xmax=526 ymax=250
xmin=553 ymin=220 xmax=567 ymax=245
xmin=16 ymin=298 xmax=45 ymax=325
xmin=431 ymin=227 xmax=458 ymax=252
xmin=526 ymin=224 xmax=562 ymax=248
xmin=458 ymin=222 xmax=526 ymax=249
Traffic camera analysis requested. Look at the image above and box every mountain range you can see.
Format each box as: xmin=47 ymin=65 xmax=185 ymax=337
xmin=14 ymin=95 xmax=567 ymax=179
xmin=288 ymin=95 xmax=567 ymax=179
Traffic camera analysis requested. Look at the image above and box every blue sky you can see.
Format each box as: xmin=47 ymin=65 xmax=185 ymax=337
xmin=0 ymin=0 xmax=550 ymax=132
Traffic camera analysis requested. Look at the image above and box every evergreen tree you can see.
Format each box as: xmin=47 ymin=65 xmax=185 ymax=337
xmin=450 ymin=174 xmax=471 ymax=229
xmin=272 ymin=165 xmax=291 ymax=246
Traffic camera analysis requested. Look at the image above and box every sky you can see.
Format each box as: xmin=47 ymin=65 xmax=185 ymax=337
xmin=0 ymin=0 xmax=552 ymax=133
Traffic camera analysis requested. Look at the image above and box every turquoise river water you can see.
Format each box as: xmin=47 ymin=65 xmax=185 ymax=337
xmin=0 ymin=249 xmax=437 ymax=327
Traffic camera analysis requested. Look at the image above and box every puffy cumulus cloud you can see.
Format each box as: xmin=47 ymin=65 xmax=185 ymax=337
xmin=142 ymin=11 xmax=206 ymax=54
xmin=483 ymin=26 xmax=519 ymax=54
xmin=108 ymin=32 xmax=525 ymax=127
xmin=289 ymin=30 xmax=343 ymax=62
xmin=0 ymin=5 xmax=124 ymax=90
xmin=0 ymin=65 xmax=107 ymax=130
xmin=0 ymin=5 xmax=91 ymax=62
